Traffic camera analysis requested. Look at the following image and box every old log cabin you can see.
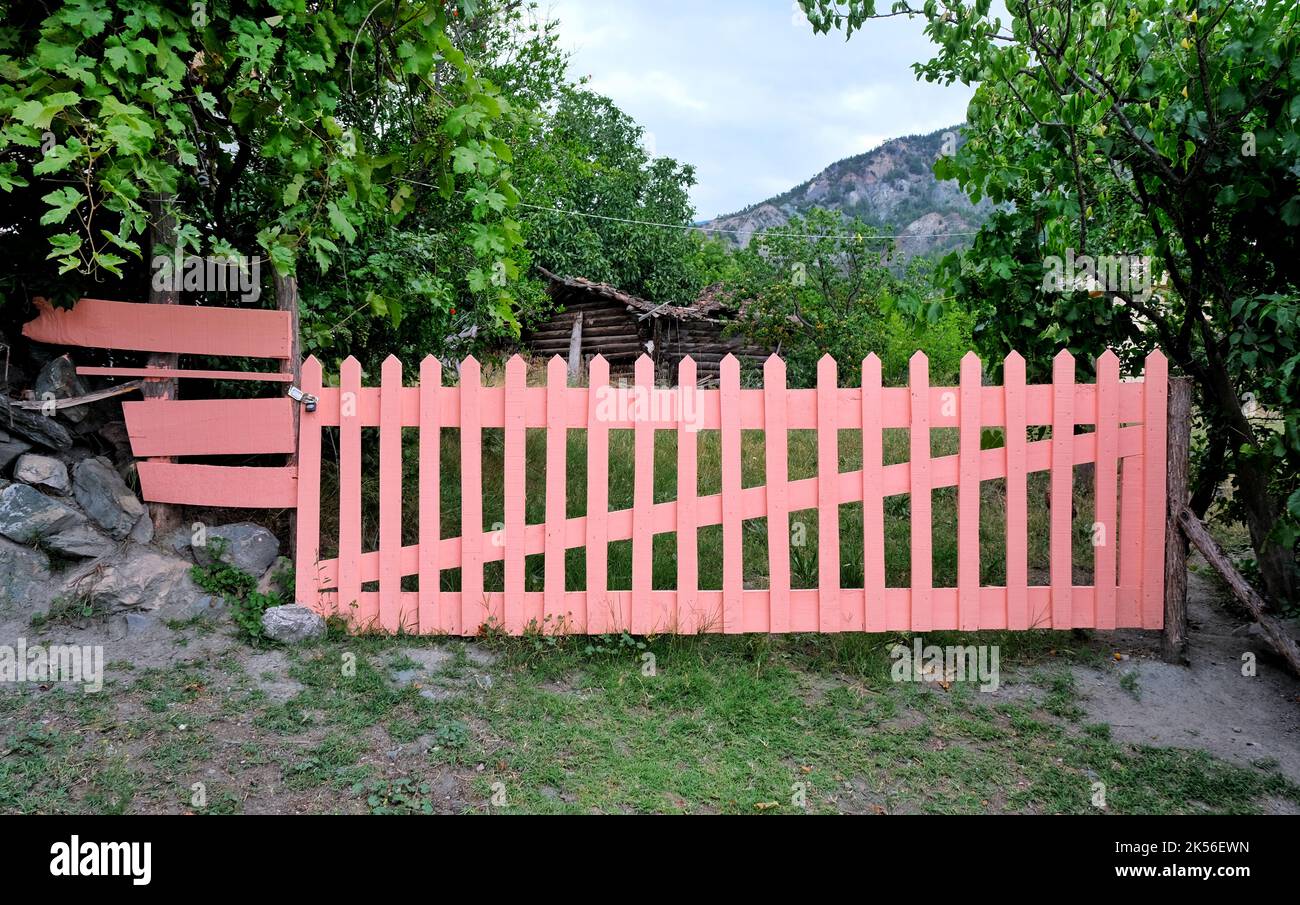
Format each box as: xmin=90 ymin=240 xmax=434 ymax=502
xmin=527 ymin=267 xmax=767 ymax=385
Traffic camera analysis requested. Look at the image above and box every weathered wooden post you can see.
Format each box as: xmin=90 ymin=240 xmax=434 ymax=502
xmin=1162 ymin=377 xmax=1192 ymax=663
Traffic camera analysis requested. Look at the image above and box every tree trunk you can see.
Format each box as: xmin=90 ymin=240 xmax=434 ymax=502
xmin=275 ymin=270 xmax=301 ymax=557
xmin=144 ymin=194 xmax=181 ymax=535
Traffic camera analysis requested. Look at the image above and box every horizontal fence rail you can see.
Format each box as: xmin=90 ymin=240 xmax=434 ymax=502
xmin=295 ymin=350 xmax=1168 ymax=636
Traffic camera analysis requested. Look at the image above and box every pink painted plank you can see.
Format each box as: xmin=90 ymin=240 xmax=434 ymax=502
xmin=677 ymin=357 xmax=699 ymax=632
xmin=77 ymin=366 xmax=292 ymax=383
xmin=1004 ymin=352 xmax=1030 ymax=629
xmin=305 ymin=381 xmax=1148 ymax=432
xmin=764 ymin=355 xmax=791 ymax=632
xmin=1094 ymin=350 xmax=1121 ymax=630
xmin=545 ymin=356 xmax=569 ymax=628
xmin=720 ymin=354 xmax=743 ymax=633
xmin=1050 ymin=350 xmax=1075 ymax=628
xmin=460 ymin=357 xmax=483 ymax=634
xmin=1141 ymin=350 xmax=1169 ymax=628
xmin=294 ymin=356 xmax=324 ymax=614
xmin=338 ymin=356 xmax=363 ymax=625
xmin=1118 ymin=452 xmax=1145 ymax=626
xmin=862 ymin=354 xmax=886 ymax=632
xmin=379 ymin=356 xmax=403 ymax=633
xmin=909 ymin=352 xmax=932 ymax=631
xmin=585 ymin=356 xmax=611 ymax=633
xmin=123 ymin=398 xmax=295 ymax=457
xmin=503 ymin=355 xmax=527 ymax=633
xmin=630 ymin=355 xmax=655 ymax=633
xmin=418 ymin=356 xmax=441 ymax=635
xmin=958 ymin=351 xmax=982 ymax=631
xmin=24 ymin=297 xmax=291 ymax=358
xmin=136 ymin=462 xmax=295 ymax=508
xmin=816 ymin=355 xmax=840 ymax=632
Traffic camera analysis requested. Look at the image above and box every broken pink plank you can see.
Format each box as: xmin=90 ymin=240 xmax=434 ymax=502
xmin=123 ymin=398 xmax=295 ymax=457
xmin=24 ymin=297 xmax=291 ymax=358
xmin=77 ymin=366 xmax=292 ymax=383
xmin=137 ymin=462 xmax=296 ymax=508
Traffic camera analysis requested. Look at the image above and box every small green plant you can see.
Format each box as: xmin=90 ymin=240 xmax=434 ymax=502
xmin=1118 ymin=670 xmax=1141 ymax=701
xmin=190 ymin=538 xmax=292 ymax=644
xmin=353 ymin=777 xmax=434 ymax=815
xmin=430 ymin=720 xmax=470 ymax=750
xmin=582 ymin=632 xmax=646 ymax=658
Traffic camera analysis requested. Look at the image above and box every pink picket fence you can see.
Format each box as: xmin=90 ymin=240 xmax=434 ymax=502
xmin=293 ymin=349 xmax=1168 ymax=635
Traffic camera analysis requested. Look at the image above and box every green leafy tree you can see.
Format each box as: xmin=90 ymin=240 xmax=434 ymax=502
xmin=801 ymin=0 xmax=1300 ymax=603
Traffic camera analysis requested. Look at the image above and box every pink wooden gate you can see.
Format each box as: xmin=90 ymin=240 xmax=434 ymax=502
xmin=294 ymin=349 xmax=1168 ymax=635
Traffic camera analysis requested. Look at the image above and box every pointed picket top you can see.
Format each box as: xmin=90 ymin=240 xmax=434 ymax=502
xmin=863 ymin=351 xmax=881 ymax=366
xmin=419 ymin=352 xmax=441 ymax=374
xmin=635 ymin=353 xmax=654 ymax=381
xmin=1003 ymin=349 xmax=1025 ymax=371
xmin=301 ymin=354 xmax=322 ymax=384
xmin=505 ymin=353 xmax=526 ymax=380
xmin=460 ymin=354 xmax=480 ymax=377
xmin=341 ymin=354 xmax=361 ymax=370
xmin=588 ymin=353 xmax=609 ymax=384
xmin=381 ymin=354 xmax=402 ymax=376
xmin=1054 ymin=348 xmax=1075 ymax=364
xmin=764 ymin=353 xmax=786 ymax=381
xmin=910 ymin=349 xmax=928 ymax=364
xmin=1097 ymin=348 xmax=1120 ymax=370
xmin=961 ymin=349 xmax=982 ymax=368
xmin=817 ymin=353 xmax=837 ymax=383
xmin=720 ymin=352 xmax=739 ymax=381
xmin=302 ymin=354 xmax=322 ymax=374
xmin=547 ymin=354 xmax=568 ymax=383
xmin=678 ymin=354 xmax=696 ymax=386
xmin=1144 ymin=347 xmax=1167 ymax=370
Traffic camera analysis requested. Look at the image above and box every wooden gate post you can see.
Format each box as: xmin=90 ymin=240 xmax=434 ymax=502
xmin=1162 ymin=376 xmax=1193 ymax=663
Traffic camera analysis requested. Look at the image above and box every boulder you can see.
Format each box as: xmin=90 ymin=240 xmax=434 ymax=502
xmin=261 ymin=605 xmax=326 ymax=644
xmin=0 ymin=483 xmax=114 ymax=558
xmin=34 ymin=355 xmax=89 ymax=423
xmin=73 ymin=456 xmax=145 ymax=540
xmin=0 ymin=395 xmax=73 ymax=450
xmin=160 ymin=527 xmax=194 ymax=559
xmin=63 ymin=544 xmax=199 ymax=614
xmin=256 ymin=555 xmax=293 ymax=596
xmin=128 ymin=509 xmax=154 ymax=544
xmin=193 ymin=522 xmax=281 ymax=576
xmin=13 ymin=453 xmax=70 ymax=494
xmin=0 ymin=536 xmax=53 ymax=614
xmin=0 ymin=431 xmax=32 ymax=471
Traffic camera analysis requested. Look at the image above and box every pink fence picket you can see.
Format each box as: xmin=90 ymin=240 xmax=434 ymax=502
xmin=295 ymin=350 xmax=1170 ymax=636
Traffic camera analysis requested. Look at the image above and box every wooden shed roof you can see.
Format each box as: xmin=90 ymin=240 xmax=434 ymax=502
xmin=536 ymin=266 xmax=736 ymax=323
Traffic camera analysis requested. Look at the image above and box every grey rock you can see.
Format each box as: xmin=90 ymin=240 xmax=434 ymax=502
xmin=128 ymin=509 xmax=154 ymax=544
xmin=13 ymin=453 xmax=70 ymax=493
xmin=73 ymin=456 xmax=145 ymax=540
xmin=35 ymin=355 xmax=89 ymax=423
xmin=193 ymin=522 xmax=281 ymax=576
xmin=62 ymin=543 xmax=199 ymax=614
xmin=189 ymin=594 xmax=227 ymax=619
xmin=256 ymin=555 xmax=293 ymax=596
xmin=0 ymin=536 xmax=53 ymax=613
xmin=261 ymin=604 xmax=326 ymax=644
xmin=0 ymin=436 xmax=32 ymax=471
xmin=0 ymin=395 xmax=73 ymax=449
xmin=161 ymin=527 xmax=194 ymax=559
xmin=0 ymin=483 xmax=114 ymax=558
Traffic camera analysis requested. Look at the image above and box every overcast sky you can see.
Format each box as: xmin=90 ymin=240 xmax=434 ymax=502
xmin=543 ymin=0 xmax=975 ymax=220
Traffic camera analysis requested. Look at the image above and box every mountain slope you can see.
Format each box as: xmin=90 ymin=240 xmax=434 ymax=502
xmin=702 ymin=126 xmax=989 ymax=257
